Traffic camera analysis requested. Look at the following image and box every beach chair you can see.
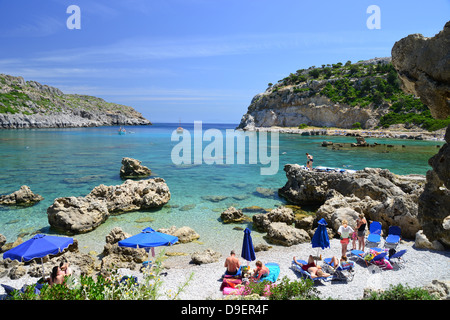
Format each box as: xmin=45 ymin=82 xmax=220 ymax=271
xmin=366 ymin=221 xmax=382 ymax=246
xmin=387 ymin=249 xmax=407 ymax=269
xmin=384 ymin=226 xmax=401 ymax=249
xmin=322 ymin=258 xmax=355 ymax=282
xmin=350 ymin=249 xmax=365 ymax=264
xmin=291 ymin=259 xmax=332 ymax=283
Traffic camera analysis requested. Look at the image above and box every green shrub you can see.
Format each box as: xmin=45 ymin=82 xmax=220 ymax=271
xmin=7 ymin=250 xmax=193 ymax=300
xmin=362 ymin=284 xmax=439 ymax=300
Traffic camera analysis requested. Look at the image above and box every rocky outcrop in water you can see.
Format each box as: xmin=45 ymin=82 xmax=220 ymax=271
xmin=120 ymin=157 xmax=152 ymax=179
xmin=392 ymin=21 xmax=450 ymax=248
xmin=0 ymin=185 xmax=43 ymax=206
xmin=278 ymin=164 xmax=425 ymax=239
xmin=47 ymin=178 xmax=171 ymax=234
xmin=0 ymin=74 xmax=151 ymax=128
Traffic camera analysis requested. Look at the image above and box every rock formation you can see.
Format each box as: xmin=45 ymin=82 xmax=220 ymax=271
xmin=391 ymin=22 xmax=450 ymax=119
xmin=0 ymin=185 xmax=43 ymax=206
xmin=47 ymin=178 xmax=171 ymax=234
xmin=392 ymin=21 xmax=450 ymax=247
xmin=278 ymin=164 xmax=425 ymax=239
xmin=120 ymin=157 xmax=152 ymax=179
xmin=237 ymin=58 xmax=393 ymax=130
xmin=0 ymin=74 xmax=151 ymax=128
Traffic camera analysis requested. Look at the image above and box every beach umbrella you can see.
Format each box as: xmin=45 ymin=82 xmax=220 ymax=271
xmin=3 ymin=234 xmax=74 ymax=278
xmin=241 ymin=228 xmax=256 ymax=266
xmin=311 ymin=218 xmax=330 ymax=263
xmin=118 ymin=227 xmax=178 ymax=267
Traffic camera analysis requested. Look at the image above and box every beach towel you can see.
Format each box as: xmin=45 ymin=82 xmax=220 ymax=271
xmin=220 ymin=278 xmax=242 ymax=291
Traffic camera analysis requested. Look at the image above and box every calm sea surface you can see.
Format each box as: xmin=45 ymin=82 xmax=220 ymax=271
xmin=0 ymin=123 xmax=443 ymax=255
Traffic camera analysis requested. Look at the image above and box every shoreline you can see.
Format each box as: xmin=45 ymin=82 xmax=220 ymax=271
xmin=242 ymin=126 xmax=446 ymax=142
xmin=1 ymin=238 xmax=449 ymax=300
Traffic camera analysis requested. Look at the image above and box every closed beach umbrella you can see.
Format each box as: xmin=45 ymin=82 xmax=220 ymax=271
xmin=241 ymin=228 xmax=256 ymax=265
xmin=311 ymin=218 xmax=330 ymax=263
xmin=3 ymin=234 xmax=74 ymax=277
xmin=118 ymin=227 xmax=178 ymax=267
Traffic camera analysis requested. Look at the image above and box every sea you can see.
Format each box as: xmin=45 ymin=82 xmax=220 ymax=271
xmin=0 ymin=123 xmax=443 ymax=256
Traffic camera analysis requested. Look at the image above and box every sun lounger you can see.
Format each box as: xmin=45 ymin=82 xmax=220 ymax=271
xmin=322 ymin=258 xmax=355 ymax=282
xmin=386 ymin=249 xmax=407 ymax=269
xmin=366 ymin=221 xmax=382 ymax=246
xmin=291 ymin=259 xmax=332 ymax=283
xmin=384 ymin=226 xmax=401 ymax=248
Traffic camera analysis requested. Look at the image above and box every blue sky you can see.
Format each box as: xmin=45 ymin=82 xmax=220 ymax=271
xmin=0 ymin=1 xmax=448 ymax=123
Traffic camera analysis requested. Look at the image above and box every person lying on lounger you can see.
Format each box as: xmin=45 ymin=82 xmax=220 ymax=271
xmin=293 ymin=255 xmax=330 ymax=279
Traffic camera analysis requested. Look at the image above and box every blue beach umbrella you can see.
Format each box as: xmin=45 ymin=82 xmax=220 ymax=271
xmin=241 ymin=228 xmax=256 ymax=265
xmin=311 ymin=218 xmax=330 ymax=262
xmin=3 ymin=234 xmax=74 ymax=277
xmin=118 ymin=227 xmax=178 ymax=266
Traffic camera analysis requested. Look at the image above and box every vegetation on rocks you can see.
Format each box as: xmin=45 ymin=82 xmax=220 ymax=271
xmin=270 ymin=59 xmax=450 ymax=131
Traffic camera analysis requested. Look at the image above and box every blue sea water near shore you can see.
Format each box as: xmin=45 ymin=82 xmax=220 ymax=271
xmin=0 ymin=123 xmax=443 ymax=255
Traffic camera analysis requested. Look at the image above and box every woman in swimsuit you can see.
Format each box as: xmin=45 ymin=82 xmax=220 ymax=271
xmin=356 ymin=213 xmax=367 ymax=251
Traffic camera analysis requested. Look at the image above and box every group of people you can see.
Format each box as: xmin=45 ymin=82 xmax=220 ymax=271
xmin=224 ymin=214 xmax=367 ymax=281
xmin=46 ymin=259 xmax=72 ymax=286
xmin=338 ymin=214 xmax=367 ymax=257
xmin=224 ymin=250 xmax=269 ymax=282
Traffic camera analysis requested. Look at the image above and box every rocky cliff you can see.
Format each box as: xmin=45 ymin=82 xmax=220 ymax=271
xmin=237 ymin=57 xmax=448 ymax=132
xmin=238 ymin=58 xmax=393 ymax=130
xmin=392 ymin=21 xmax=450 ymax=248
xmin=0 ymin=74 xmax=151 ymax=128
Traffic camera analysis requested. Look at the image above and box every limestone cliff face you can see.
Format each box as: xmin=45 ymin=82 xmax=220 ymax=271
xmin=0 ymin=74 xmax=151 ymax=128
xmin=392 ymin=21 xmax=450 ymax=247
xmin=237 ymin=58 xmax=392 ymax=130
xmin=238 ymin=87 xmax=385 ymax=130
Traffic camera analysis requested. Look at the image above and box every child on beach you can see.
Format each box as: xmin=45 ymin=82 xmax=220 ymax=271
xmin=338 ymin=220 xmax=354 ymax=257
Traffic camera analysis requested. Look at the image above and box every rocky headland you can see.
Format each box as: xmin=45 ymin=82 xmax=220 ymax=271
xmin=0 ymin=74 xmax=151 ymax=128
xmin=392 ymin=21 xmax=450 ymax=248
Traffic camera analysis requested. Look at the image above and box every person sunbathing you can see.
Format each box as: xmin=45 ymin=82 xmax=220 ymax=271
xmin=251 ymin=260 xmax=270 ymax=281
xmin=293 ymin=255 xmax=330 ymax=279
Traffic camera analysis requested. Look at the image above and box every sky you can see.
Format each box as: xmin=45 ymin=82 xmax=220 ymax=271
xmin=0 ymin=0 xmax=448 ymax=124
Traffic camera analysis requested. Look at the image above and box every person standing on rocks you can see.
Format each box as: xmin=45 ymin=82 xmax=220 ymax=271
xmin=306 ymin=153 xmax=314 ymax=169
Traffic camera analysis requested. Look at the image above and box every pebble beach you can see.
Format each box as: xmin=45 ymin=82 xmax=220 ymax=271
xmin=2 ymin=238 xmax=449 ymax=300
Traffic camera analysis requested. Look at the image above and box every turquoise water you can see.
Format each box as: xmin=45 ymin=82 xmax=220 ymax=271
xmin=0 ymin=124 xmax=442 ymax=255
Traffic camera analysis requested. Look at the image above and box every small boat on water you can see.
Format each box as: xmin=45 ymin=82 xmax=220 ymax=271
xmin=176 ymin=119 xmax=183 ymax=133
xmin=118 ymin=127 xmax=126 ymax=135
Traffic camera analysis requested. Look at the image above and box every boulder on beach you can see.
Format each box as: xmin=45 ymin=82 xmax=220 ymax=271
xmin=190 ymin=249 xmax=221 ymax=265
xmin=157 ymin=226 xmax=200 ymax=243
xmin=47 ymin=178 xmax=171 ymax=234
xmin=120 ymin=157 xmax=152 ymax=179
xmin=0 ymin=185 xmax=43 ymax=206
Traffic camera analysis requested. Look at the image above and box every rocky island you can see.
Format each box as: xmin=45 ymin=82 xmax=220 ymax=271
xmin=0 ymin=74 xmax=151 ymax=128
